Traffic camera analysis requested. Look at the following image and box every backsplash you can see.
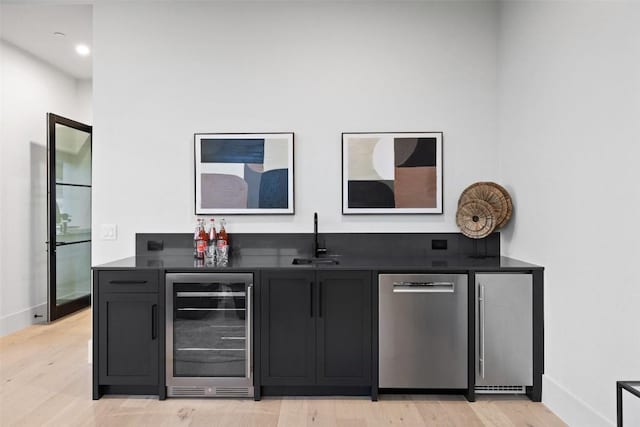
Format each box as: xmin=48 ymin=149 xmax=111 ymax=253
xmin=136 ymin=232 xmax=500 ymax=259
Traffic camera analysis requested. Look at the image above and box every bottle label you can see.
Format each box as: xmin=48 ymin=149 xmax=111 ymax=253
xmin=197 ymin=240 xmax=206 ymax=256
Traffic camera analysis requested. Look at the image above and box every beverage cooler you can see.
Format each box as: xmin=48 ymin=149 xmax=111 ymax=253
xmin=166 ymin=273 xmax=253 ymax=397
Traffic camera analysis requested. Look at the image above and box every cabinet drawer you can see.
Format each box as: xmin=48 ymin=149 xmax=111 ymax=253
xmin=98 ymin=270 xmax=159 ymax=293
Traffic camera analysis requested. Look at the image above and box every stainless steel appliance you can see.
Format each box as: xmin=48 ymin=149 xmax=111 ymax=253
xmin=475 ymin=273 xmax=532 ymax=394
xmin=379 ymin=273 xmax=468 ymax=389
xmin=166 ymin=273 xmax=253 ymax=397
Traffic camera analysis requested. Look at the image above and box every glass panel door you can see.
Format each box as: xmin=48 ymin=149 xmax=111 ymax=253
xmin=47 ymin=113 xmax=92 ymax=321
xmin=173 ymin=281 xmax=249 ymax=378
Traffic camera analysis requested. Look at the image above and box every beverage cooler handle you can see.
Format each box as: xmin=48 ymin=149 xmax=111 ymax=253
xmin=478 ymin=284 xmax=485 ymax=378
xmin=151 ymin=304 xmax=158 ymax=340
xmin=246 ymin=284 xmax=253 ymax=379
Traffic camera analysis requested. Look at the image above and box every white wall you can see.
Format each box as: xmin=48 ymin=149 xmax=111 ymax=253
xmin=498 ymin=1 xmax=640 ymax=425
xmin=92 ymin=0 xmax=499 ymax=264
xmin=76 ymin=78 xmax=93 ymax=125
xmin=0 ymin=40 xmax=92 ymax=335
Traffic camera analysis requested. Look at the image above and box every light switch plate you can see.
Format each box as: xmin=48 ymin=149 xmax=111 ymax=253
xmin=101 ymin=224 xmax=117 ymax=240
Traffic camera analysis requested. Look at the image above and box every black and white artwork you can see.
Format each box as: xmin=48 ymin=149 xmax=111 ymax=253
xmin=342 ymin=132 xmax=443 ymax=214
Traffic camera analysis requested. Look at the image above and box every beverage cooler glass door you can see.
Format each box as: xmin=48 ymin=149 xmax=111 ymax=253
xmin=166 ymin=273 xmax=253 ymax=390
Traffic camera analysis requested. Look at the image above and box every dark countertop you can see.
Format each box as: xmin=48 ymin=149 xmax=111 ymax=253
xmin=94 ymin=254 xmax=543 ymax=272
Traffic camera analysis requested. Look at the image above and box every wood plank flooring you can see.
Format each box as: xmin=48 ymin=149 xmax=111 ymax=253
xmin=0 ymin=309 xmax=566 ymax=427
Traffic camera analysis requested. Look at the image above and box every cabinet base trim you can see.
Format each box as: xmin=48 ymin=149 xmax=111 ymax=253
xmin=262 ymin=385 xmax=371 ymax=396
xmin=96 ymin=385 xmax=160 ymax=398
xmin=379 ymin=388 xmax=468 ymax=395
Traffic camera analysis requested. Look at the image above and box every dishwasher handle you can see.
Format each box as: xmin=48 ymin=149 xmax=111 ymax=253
xmin=392 ymin=281 xmax=455 ymax=293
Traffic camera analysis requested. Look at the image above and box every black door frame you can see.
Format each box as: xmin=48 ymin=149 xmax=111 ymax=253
xmin=47 ymin=113 xmax=92 ymax=321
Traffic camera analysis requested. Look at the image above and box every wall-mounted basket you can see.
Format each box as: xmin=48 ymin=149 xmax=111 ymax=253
xmin=456 ymin=182 xmax=513 ymax=239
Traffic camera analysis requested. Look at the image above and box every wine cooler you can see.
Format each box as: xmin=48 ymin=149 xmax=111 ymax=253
xmin=166 ymin=273 xmax=253 ymax=397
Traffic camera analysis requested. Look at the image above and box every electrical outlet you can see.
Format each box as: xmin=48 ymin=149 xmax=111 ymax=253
xmin=101 ymin=224 xmax=117 ymax=240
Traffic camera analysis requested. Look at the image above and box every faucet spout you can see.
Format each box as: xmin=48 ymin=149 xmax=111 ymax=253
xmin=314 ymin=212 xmax=318 ymax=236
xmin=313 ymin=212 xmax=327 ymax=258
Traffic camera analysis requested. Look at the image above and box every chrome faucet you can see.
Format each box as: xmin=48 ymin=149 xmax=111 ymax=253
xmin=314 ymin=212 xmax=327 ymax=258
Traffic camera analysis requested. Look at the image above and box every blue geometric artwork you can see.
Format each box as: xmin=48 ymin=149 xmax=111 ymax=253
xmin=195 ymin=133 xmax=294 ymax=214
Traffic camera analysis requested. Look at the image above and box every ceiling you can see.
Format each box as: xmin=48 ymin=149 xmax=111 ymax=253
xmin=0 ymin=4 xmax=92 ymax=79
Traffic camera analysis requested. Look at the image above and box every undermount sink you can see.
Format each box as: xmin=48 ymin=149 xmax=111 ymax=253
xmin=292 ymin=257 xmax=340 ymax=265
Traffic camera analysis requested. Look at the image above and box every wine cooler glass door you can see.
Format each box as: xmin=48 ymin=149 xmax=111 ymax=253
xmin=168 ymin=273 xmax=252 ymax=381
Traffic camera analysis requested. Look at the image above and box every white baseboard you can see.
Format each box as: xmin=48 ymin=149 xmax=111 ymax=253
xmin=543 ymin=375 xmax=614 ymax=427
xmin=0 ymin=303 xmax=47 ymax=336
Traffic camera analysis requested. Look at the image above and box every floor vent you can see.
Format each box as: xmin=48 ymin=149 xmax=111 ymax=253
xmin=170 ymin=386 xmax=206 ymax=397
xmin=475 ymin=385 xmax=526 ymax=394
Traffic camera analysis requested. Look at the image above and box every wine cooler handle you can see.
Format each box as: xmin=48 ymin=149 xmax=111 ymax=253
xmin=151 ymin=304 xmax=158 ymax=340
xmin=246 ymin=284 xmax=253 ymax=379
xmin=310 ymin=282 xmax=314 ymax=317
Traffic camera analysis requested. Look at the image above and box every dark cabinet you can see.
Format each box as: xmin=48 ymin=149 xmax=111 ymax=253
xmin=98 ymin=293 xmax=159 ymax=384
xmin=93 ymin=270 xmax=163 ymax=399
xmin=260 ymin=271 xmax=316 ymax=385
xmin=316 ymin=271 xmax=372 ymax=386
xmin=260 ymin=270 xmax=372 ymax=390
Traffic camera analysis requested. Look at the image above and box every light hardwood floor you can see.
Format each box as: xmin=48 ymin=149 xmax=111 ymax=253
xmin=0 ymin=309 xmax=566 ymax=427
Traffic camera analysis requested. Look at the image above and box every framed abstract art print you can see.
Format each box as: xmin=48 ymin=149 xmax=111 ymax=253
xmin=195 ymin=133 xmax=294 ymax=214
xmin=342 ymin=132 xmax=443 ymax=214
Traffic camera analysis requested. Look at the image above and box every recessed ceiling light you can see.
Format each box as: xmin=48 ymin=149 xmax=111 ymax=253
xmin=53 ymin=32 xmax=66 ymax=37
xmin=75 ymin=44 xmax=91 ymax=56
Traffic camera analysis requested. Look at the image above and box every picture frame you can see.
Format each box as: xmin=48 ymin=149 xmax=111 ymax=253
xmin=194 ymin=132 xmax=294 ymax=215
xmin=342 ymin=131 xmax=443 ymax=214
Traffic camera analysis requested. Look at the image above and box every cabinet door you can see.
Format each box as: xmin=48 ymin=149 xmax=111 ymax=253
xmin=476 ymin=273 xmax=532 ymax=387
xmin=98 ymin=293 xmax=159 ymax=385
xmin=260 ymin=271 xmax=316 ymax=385
xmin=316 ymin=271 xmax=372 ymax=386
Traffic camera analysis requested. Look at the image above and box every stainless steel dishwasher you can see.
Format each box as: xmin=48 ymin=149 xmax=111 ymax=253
xmin=379 ymin=273 xmax=468 ymax=389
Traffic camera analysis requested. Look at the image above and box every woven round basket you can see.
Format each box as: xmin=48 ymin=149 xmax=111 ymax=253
xmin=458 ymin=182 xmax=513 ymax=228
xmin=456 ymin=199 xmax=496 ymax=239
